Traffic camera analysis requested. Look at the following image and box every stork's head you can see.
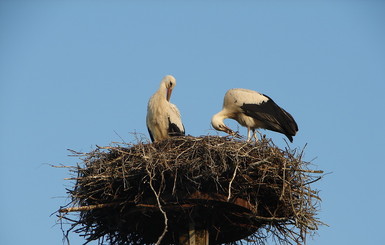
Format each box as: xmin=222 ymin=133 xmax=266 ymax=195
xmin=211 ymin=112 xmax=236 ymax=135
xmin=161 ymin=75 xmax=176 ymax=101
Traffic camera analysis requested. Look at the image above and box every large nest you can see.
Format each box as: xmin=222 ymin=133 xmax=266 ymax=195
xmin=58 ymin=136 xmax=323 ymax=245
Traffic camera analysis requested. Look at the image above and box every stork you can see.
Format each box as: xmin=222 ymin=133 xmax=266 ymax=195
xmin=146 ymin=75 xmax=185 ymax=142
xmin=211 ymin=88 xmax=298 ymax=142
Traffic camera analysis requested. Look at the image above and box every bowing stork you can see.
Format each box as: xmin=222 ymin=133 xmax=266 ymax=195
xmin=211 ymin=88 xmax=298 ymax=142
xmin=146 ymin=75 xmax=185 ymax=142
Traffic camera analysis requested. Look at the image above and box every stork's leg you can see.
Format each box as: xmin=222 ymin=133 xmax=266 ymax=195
xmin=247 ymin=128 xmax=252 ymax=141
xmin=252 ymin=129 xmax=258 ymax=142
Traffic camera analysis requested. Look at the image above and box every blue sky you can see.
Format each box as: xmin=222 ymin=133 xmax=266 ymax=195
xmin=1 ymin=1 xmax=385 ymax=244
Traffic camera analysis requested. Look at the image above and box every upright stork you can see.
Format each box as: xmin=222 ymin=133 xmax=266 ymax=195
xmin=146 ymin=75 xmax=185 ymax=142
xmin=211 ymin=88 xmax=298 ymax=142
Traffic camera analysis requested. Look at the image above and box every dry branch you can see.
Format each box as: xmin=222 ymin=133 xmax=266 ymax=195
xmin=59 ymin=203 xmax=119 ymax=213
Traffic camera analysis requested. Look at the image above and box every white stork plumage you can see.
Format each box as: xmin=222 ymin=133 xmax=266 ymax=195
xmin=146 ymin=75 xmax=185 ymax=142
xmin=211 ymin=88 xmax=298 ymax=142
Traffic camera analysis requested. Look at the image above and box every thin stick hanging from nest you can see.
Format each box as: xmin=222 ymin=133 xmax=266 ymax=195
xmin=146 ymin=165 xmax=168 ymax=245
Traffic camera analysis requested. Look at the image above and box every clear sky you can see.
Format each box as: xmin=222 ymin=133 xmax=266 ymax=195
xmin=1 ymin=1 xmax=385 ymax=244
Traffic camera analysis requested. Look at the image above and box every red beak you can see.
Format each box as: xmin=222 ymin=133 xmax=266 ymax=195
xmin=224 ymin=126 xmax=233 ymax=134
xmin=225 ymin=127 xmax=241 ymax=138
xmin=166 ymin=88 xmax=172 ymax=101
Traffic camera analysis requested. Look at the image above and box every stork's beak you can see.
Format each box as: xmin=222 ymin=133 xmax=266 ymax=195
xmin=224 ymin=126 xmax=241 ymax=138
xmin=166 ymin=87 xmax=172 ymax=101
xmin=224 ymin=126 xmax=232 ymax=134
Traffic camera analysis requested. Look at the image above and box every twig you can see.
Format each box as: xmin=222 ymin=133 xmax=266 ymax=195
xmin=280 ymin=159 xmax=287 ymax=201
xmin=227 ymin=164 xmax=239 ymax=201
xmin=146 ymin=166 xmax=168 ymax=245
xmin=253 ymin=215 xmax=289 ymax=221
xmin=59 ymin=202 xmax=119 ymax=213
xmin=303 ymin=176 xmax=323 ymax=185
xmin=283 ymin=168 xmax=324 ymax=173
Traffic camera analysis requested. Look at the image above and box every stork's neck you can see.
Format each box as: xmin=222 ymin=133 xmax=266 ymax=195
xmin=217 ymin=108 xmax=234 ymax=119
xmin=157 ymin=82 xmax=167 ymax=95
xmin=214 ymin=110 xmax=226 ymax=121
xmin=153 ymin=82 xmax=168 ymax=102
xmin=211 ymin=110 xmax=229 ymax=127
xmin=158 ymin=80 xmax=166 ymax=89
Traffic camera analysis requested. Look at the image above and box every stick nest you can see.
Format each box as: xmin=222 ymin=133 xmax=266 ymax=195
xmin=58 ymin=136 xmax=323 ymax=245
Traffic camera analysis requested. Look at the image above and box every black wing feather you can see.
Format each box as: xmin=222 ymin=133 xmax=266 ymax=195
xmin=147 ymin=127 xmax=155 ymax=142
xmin=240 ymin=95 xmax=298 ymax=142
xmin=167 ymin=117 xmax=185 ymax=137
